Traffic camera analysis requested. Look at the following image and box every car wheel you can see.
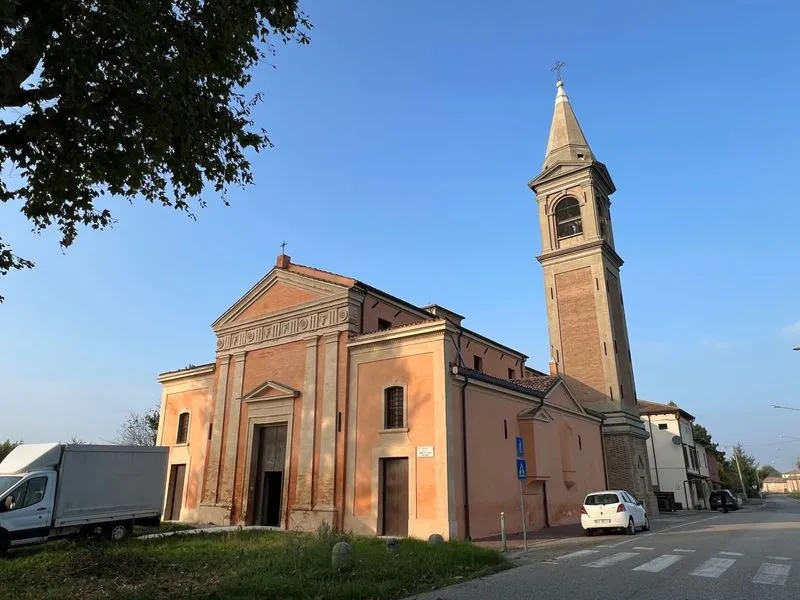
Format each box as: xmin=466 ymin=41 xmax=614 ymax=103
xmin=626 ymin=518 xmax=635 ymax=535
xmin=585 ymin=528 xmax=594 ymax=536
xmin=642 ymin=515 xmax=650 ymax=531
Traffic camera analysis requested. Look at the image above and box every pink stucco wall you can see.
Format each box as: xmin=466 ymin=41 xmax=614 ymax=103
xmin=458 ymin=380 xmax=605 ymax=539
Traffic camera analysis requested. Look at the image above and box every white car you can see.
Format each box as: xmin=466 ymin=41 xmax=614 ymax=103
xmin=580 ymin=490 xmax=649 ymax=536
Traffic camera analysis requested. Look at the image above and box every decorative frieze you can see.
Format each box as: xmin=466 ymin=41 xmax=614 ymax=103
xmin=216 ymin=306 xmax=351 ymax=352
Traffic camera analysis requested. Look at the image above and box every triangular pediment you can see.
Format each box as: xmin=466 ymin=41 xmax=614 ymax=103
xmin=213 ymin=268 xmax=349 ymax=330
xmin=242 ymin=380 xmax=300 ymax=402
xmin=533 ymin=408 xmax=555 ymax=423
xmin=545 ymin=381 xmax=586 ymax=414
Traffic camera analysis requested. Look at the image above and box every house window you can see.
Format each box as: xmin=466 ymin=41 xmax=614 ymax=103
xmin=384 ymin=387 xmax=404 ymax=429
xmin=658 ymin=423 xmax=668 ymax=430
xmin=508 ymin=368 xmax=515 ymax=379
xmin=378 ymin=318 xmax=392 ymax=331
xmin=473 ymin=356 xmax=483 ymax=372
xmin=176 ymin=413 xmax=190 ymax=444
xmin=555 ymin=197 xmax=582 ymax=239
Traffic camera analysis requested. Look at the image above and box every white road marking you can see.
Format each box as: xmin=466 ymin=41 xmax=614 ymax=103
xmin=690 ymin=557 xmax=736 ymax=578
xmin=719 ymin=551 xmax=744 ymax=556
xmin=633 ymin=546 xmax=654 ymax=550
xmin=673 ymin=548 xmax=696 ymax=553
xmin=583 ymin=552 xmax=640 ymax=568
xmin=632 ymin=554 xmax=683 ymax=573
xmin=752 ymin=563 xmax=791 ymax=586
xmin=598 ymin=516 xmax=719 ymax=549
xmin=555 ymin=549 xmax=599 ymax=561
xmin=767 ymin=556 xmax=792 ymax=561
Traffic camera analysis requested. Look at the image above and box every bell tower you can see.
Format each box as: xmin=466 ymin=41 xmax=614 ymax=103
xmin=530 ymin=78 xmax=658 ymax=514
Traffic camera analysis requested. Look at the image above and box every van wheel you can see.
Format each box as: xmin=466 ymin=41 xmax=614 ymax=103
xmin=585 ymin=528 xmax=594 ymax=536
xmin=103 ymin=522 xmax=133 ymax=541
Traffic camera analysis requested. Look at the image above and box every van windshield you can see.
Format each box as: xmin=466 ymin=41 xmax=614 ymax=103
xmin=0 ymin=475 xmax=21 ymax=496
xmin=585 ymin=493 xmax=620 ymax=506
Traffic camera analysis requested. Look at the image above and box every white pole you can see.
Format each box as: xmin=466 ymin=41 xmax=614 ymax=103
xmin=500 ymin=512 xmax=507 ymax=552
xmin=519 ymin=481 xmax=528 ymax=551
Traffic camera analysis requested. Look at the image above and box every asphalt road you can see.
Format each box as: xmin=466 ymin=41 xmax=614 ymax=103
xmin=410 ymin=496 xmax=800 ymax=600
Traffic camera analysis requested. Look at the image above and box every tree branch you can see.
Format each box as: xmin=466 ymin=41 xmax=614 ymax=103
xmin=0 ymin=84 xmax=59 ymax=107
xmin=0 ymin=4 xmax=58 ymax=109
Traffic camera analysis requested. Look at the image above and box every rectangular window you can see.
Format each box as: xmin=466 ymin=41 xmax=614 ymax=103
xmin=378 ymin=318 xmax=392 ymax=331
xmin=508 ymin=368 xmax=515 ymax=379
xmin=578 ymin=435 xmax=582 ymax=451
xmin=683 ymin=446 xmax=689 ymax=469
xmin=384 ymin=387 xmax=404 ymax=429
xmin=503 ymin=419 xmax=508 ymax=439
xmin=614 ymin=340 xmax=618 ymax=354
xmin=603 ymin=342 xmax=607 ymax=356
xmin=658 ymin=423 xmax=668 ymax=430
xmin=620 ymin=385 xmax=624 ymax=399
xmin=473 ymin=356 xmax=483 ymax=372
xmin=609 ymin=386 xmax=614 ymax=400
xmin=176 ymin=413 xmax=190 ymax=444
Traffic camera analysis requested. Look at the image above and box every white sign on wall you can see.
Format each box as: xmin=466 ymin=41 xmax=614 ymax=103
xmin=416 ymin=446 xmax=434 ymax=458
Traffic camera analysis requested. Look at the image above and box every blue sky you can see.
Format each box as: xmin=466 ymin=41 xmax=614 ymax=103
xmin=1 ymin=0 xmax=799 ymax=469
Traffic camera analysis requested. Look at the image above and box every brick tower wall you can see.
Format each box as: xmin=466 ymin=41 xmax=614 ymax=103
xmin=604 ymin=433 xmax=659 ymax=517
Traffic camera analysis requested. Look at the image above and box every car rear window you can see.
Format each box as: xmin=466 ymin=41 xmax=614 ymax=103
xmin=585 ymin=493 xmax=620 ymax=505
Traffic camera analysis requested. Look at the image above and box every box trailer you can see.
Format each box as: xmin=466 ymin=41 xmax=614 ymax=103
xmin=0 ymin=443 xmax=168 ymax=555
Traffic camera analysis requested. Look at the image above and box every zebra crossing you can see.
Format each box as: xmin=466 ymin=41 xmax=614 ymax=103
xmin=547 ymin=547 xmax=795 ymax=586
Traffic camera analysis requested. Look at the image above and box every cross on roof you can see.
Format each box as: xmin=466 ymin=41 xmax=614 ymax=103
xmin=551 ymin=60 xmax=566 ymax=82
xmin=280 ymin=241 xmax=287 ymax=255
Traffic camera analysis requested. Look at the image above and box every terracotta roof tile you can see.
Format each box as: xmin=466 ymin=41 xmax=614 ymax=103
xmin=510 ymin=376 xmax=560 ymax=393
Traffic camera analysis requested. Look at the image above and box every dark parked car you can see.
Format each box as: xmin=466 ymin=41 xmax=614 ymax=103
xmin=709 ymin=489 xmax=738 ymax=511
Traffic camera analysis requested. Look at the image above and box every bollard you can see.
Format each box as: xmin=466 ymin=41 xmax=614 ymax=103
xmin=500 ymin=512 xmax=507 ymax=553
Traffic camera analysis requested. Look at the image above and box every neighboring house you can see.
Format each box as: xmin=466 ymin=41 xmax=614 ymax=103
xmin=781 ymin=473 xmax=800 ymax=494
xmin=762 ymin=477 xmax=788 ymax=494
xmin=639 ymin=400 xmax=711 ymax=510
xmin=706 ymin=451 xmax=722 ymax=489
xmin=157 ymin=253 xmax=607 ymax=541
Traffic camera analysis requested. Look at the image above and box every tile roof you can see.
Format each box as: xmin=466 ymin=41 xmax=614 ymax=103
xmin=510 ymin=376 xmax=560 ymax=393
xmin=762 ymin=477 xmax=785 ymax=484
xmin=638 ymin=399 xmax=696 ymax=421
xmin=453 ymin=366 xmax=558 ymax=399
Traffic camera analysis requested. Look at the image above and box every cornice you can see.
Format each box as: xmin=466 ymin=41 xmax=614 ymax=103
xmin=157 ymin=363 xmax=215 ymax=384
xmin=537 ymin=239 xmax=624 ymax=269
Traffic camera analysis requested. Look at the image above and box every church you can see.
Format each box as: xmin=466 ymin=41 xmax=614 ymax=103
xmin=155 ymin=79 xmax=657 ymax=541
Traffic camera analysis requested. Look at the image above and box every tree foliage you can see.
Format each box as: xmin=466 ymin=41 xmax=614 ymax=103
xmin=0 ymin=1 xmax=311 ymax=300
xmin=116 ymin=407 xmax=160 ymax=446
xmin=758 ymin=464 xmax=781 ymax=480
xmin=0 ymin=439 xmax=21 ymax=462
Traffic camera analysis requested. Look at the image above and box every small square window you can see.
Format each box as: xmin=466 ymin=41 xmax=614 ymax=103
xmin=658 ymin=423 xmax=668 ymax=430
xmin=508 ymin=368 xmax=515 ymax=379
xmin=377 ymin=318 xmax=391 ymax=331
xmin=473 ymin=356 xmax=483 ymax=372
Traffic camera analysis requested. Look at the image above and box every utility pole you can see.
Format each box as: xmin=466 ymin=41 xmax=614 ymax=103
xmin=733 ymin=447 xmax=747 ymax=498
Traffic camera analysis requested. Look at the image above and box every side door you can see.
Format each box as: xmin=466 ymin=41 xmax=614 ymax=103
xmin=623 ymin=492 xmax=642 ymax=525
xmin=0 ymin=474 xmax=54 ymax=546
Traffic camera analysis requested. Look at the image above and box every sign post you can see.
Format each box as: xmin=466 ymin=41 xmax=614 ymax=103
xmin=515 ymin=436 xmax=528 ymax=551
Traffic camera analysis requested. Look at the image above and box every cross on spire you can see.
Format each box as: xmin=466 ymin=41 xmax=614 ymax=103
xmin=280 ymin=241 xmax=287 ymax=255
xmin=551 ymin=60 xmax=566 ymax=82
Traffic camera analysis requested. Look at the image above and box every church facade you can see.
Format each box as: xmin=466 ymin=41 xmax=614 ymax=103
xmin=155 ymin=78 xmax=657 ymax=539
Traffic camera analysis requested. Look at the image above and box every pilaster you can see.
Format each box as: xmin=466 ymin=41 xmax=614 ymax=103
xmin=296 ymin=336 xmax=319 ymax=508
xmin=219 ymin=352 xmax=246 ymax=505
xmin=316 ymin=332 xmax=339 ymax=509
xmin=203 ymin=355 xmax=231 ymax=504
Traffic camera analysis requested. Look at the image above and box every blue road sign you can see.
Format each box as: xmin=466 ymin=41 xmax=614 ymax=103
xmin=516 ymin=458 xmax=527 ymax=480
xmin=515 ymin=436 xmax=524 ymax=459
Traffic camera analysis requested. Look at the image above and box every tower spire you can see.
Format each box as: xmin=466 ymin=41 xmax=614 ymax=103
xmin=542 ymin=79 xmax=594 ymax=169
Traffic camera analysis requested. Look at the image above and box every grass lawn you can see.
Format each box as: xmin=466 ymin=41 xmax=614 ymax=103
xmin=0 ymin=528 xmax=509 ymax=599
